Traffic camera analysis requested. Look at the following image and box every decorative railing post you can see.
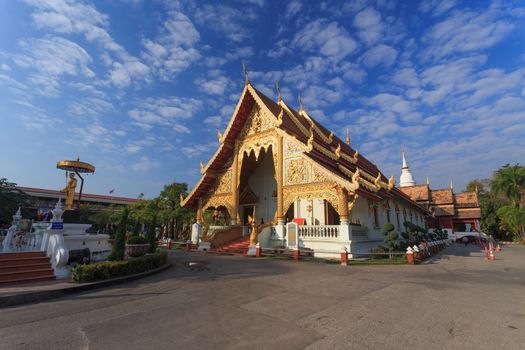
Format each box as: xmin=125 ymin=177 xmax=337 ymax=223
xmin=2 ymin=207 xmax=22 ymax=253
xmin=45 ymin=199 xmax=70 ymax=279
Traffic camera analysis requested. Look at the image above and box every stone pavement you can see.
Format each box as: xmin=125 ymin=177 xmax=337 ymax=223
xmin=0 ymin=244 xmax=524 ymax=350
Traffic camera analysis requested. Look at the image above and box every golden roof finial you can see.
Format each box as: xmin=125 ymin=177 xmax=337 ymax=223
xmin=388 ymin=175 xmax=395 ymax=190
xmin=345 ymin=128 xmax=351 ymax=146
xmin=298 ymin=94 xmax=304 ymax=113
xmin=200 ymin=161 xmax=205 ymax=174
xmin=242 ymin=61 xmax=250 ymax=85
xmin=275 ymin=80 xmax=282 ymax=102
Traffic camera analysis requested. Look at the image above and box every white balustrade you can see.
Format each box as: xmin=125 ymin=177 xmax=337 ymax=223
xmin=298 ymin=225 xmax=339 ymax=239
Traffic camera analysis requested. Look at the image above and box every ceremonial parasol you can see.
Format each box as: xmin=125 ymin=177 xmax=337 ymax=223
xmin=56 ymin=157 xmax=95 ymax=210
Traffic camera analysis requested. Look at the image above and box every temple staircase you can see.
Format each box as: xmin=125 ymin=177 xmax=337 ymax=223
xmin=211 ymin=237 xmax=251 ymax=255
xmin=0 ymin=251 xmax=55 ymax=285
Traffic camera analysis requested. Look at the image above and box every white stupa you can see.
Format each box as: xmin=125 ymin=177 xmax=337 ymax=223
xmin=399 ymin=145 xmax=416 ymax=187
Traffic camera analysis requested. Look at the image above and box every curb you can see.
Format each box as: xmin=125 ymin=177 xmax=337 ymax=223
xmin=0 ymin=262 xmax=172 ymax=309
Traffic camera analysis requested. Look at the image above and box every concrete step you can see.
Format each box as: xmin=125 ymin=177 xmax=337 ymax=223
xmin=0 ymin=256 xmax=50 ymax=265
xmin=0 ymin=251 xmax=46 ymax=260
xmin=0 ymin=274 xmax=56 ymax=285
xmin=0 ymin=268 xmax=55 ymax=283
xmin=0 ymin=263 xmax=52 ymax=273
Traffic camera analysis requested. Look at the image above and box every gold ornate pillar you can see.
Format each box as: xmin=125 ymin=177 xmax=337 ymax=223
xmin=231 ymin=144 xmax=239 ymax=224
xmin=337 ymin=186 xmax=349 ymax=223
xmin=197 ymin=198 xmax=203 ymax=223
xmin=276 ymin=135 xmax=284 ymax=224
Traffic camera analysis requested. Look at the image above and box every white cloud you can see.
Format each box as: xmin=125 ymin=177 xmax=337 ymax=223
xmin=361 ymin=44 xmax=397 ymax=68
xmin=292 ymin=19 xmax=357 ymax=62
xmin=285 ymin=1 xmax=302 ymax=18
xmin=126 ymin=144 xmax=142 ymax=154
xmin=132 ymin=156 xmax=160 ymax=172
xmin=204 ymin=116 xmax=223 ymax=128
xmin=423 ymin=7 xmax=514 ymax=59
xmin=181 ymin=142 xmax=216 ymax=158
xmin=195 ymin=75 xmax=229 ymax=95
xmin=353 ymin=7 xmax=384 ymax=45
xmin=142 ymin=10 xmax=200 ymax=80
xmin=128 ymin=96 xmax=201 ymax=133
xmin=194 ymin=4 xmax=255 ymax=42
xmin=25 ymin=0 xmax=150 ymax=87
xmin=419 ymin=0 xmax=457 ymax=17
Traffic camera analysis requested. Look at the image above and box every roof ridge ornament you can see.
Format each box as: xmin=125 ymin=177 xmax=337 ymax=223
xmin=275 ymin=80 xmax=282 ymax=102
xmin=298 ymin=94 xmax=304 ymax=113
xmin=242 ymin=61 xmax=250 ymax=85
xmin=450 ymin=178 xmax=453 ymax=190
xmin=200 ymin=161 xmax=205 ymax=174
xmin=388 ymin=175 xmax=395 ymax=191
xmin=335 ymin=143 xmax=341 ymax=158
xmin=346 ymin=128 xmax=351 ymax=146
xmin=217 ymin=130 xmax=224 ymax=144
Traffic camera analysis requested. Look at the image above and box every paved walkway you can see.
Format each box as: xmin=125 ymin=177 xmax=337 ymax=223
xmin=1 ymin=244 xmax=524 ymax=349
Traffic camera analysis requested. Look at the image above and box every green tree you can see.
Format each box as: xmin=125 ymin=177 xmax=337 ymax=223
xmin=108 ymin=207 xmax=129 ymax=261
xmin=490 ymin=165 xmax=525 ymax=207
xmin=147 ymin=215 xmax=157 ymax=253
xmin=381 ymin=223 xmax=399 ymax=259
xmin=158 ymin=182 xmax=192 ymax=239
xmin=491 ymin=164 xmax=525 ymax=240
xmin=466 ymin=179 xmax=484 ymax=193
xmin=0 ymin=178 xmax=29 ymax=225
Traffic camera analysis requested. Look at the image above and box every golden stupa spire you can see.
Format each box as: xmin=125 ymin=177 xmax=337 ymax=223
xmin=345 ymin=128 xmax=351 ymax=146
xmin=450 ymin=178 xmax=453 ymax=190
xmin=426 ymin=176 xmax=430 ymax=185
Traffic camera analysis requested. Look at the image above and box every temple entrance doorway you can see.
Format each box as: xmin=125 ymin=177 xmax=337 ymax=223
xmin=241 ymin=205 xmax=254 ymax=226
xmin=239 ymin=146 xmax=277 ymax=224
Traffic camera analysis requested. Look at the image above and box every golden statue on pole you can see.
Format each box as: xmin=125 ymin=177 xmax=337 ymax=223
xmin=61 ymin=173 xmax=78 ymax=210
xmin=56 ymin=157 xmax=96 ymax=211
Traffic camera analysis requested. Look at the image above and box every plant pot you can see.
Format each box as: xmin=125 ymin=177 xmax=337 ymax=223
xmin=406 ymin=253 xmax=415 ymax=265
xmin=126 ymin=243 xmax=150 ymax=257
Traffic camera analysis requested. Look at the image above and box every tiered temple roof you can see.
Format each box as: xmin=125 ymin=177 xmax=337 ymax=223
xmin=182 ymin=81 xmax=429 ymax=214
xmin=400 ymin=183 xmax=480 ymax=220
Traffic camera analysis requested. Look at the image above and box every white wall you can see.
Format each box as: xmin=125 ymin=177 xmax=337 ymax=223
xmin=248 ymin=153 xmax=276 ymax=223
xmin=294 ymin=199 xmax=326 ymax=225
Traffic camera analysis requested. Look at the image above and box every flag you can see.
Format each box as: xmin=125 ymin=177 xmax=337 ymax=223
xmin=109 ymin=189 xmax=114 ymax=194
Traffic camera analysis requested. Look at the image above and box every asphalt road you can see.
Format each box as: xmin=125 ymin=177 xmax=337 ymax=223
xmin=1 ymin=244 xmax=524 ymax=350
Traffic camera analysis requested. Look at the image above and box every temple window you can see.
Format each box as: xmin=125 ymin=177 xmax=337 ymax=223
xmin=396 ymin=206 xmax=401 ymax=228
xmin=386 ymin=208 xmax=391 ymax=223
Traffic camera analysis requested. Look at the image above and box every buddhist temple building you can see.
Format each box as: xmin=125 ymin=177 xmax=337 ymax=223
xmin=181 ymin=76 xmax=432 ymax=258
xmin=398 ymin=152 xmax=482 ymax=237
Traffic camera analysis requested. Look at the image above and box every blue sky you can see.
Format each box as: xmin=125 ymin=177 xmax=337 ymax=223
xmin=1 ymin=0 xmax=524 ymax=199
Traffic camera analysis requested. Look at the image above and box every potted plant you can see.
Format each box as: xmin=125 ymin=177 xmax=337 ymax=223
xmin=126 ymin=235 xmax=150 ymax=257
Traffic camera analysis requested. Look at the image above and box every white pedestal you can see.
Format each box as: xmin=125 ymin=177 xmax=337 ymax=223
xmin=191 ymin=223 xmax=201 ymax=245
xmin=246 ymin=244 xmax=257 ymax=256
xmin=198 ymin=242 xmax=211 ymax=252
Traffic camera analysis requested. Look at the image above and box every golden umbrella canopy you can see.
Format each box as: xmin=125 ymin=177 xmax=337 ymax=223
xmin=56 ymin=157 xmax=95 ymax=210
xmin=56 ymin=157 xmax=95 ymax=173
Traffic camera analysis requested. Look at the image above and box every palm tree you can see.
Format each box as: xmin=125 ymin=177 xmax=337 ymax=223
xmin=491 ymin=165 xmax=525 ymax=240
xmin=490 ymin=165 xmax=525 ymax=207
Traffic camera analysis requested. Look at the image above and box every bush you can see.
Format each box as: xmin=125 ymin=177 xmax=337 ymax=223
xmin=108 ymin=207 xmax=129 ymax=261
xmin=127 ymin=235 xmax=148 ymax=244
xmin=147 ymin=216 xmax=157 ymax=253
xmin=71 ymin=251 xmax=167 ymax=283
